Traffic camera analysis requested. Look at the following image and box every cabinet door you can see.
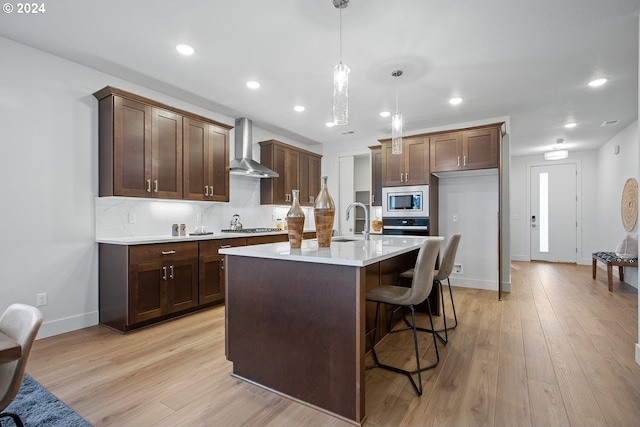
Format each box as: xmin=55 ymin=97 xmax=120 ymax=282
xmin=463 ymin=127 xmax=499 ymax=170
xmin=209 ymin=124 xmax=230 ymax=201
xmin=430 ymin=132 xmax=462 ymax=172
xmin=272 ymin=144 xmax=288 ymax=204
xmin=152 ymin=108 xmax=183 ymax=199
xmin=199 ymin=254 xmax=224 ymax=305
xmin=284 ymin=148 xmax=299 ymax=204
xmin=308 ymin=155 xmax=321 ymax=205
xmin=167 ymin=258 xmax=199 ymax=313
xmin=381 ymin=143 xmax=404 ymax=186
xmin=370 ymin=147 xmax=382 ymax=206
xmin=183 ymin=117 xmax=210 ymax=201
xmin=404 ymin=138 xmax=429 ymax=185
xmin=299 ymin=152 xmax=311 ymax=206
xmin=129 ymin=261 xmax=166 ymax=324
xmin=113 ymin=97 xmax=152 ymax=197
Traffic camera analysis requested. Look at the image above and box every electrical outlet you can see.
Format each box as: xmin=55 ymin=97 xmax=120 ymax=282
xmin=452 ymin=214 xmax=458 ymax=222
xmin=36 ymin=293 xmax=47 ymax=307
xmin=196 ymin=213 xmax=203 ymax=222
xmin=453 ymin=264 xmax=463 ymax=274
xmin=128 ymin=212 xmax=136 ymax=224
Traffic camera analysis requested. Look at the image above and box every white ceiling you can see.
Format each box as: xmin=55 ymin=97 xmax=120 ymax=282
xmin=1 ymin=0 xmax=638 ymax=156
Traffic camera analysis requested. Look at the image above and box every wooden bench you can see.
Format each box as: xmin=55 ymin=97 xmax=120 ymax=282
xmin=592 ymin=252 xmax=638 ymax=292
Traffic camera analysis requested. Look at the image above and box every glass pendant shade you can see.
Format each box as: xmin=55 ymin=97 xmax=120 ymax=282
xmin=333 ymin=62 xmax=350 ymax=125
xmin=391 ymin=113 xmax=403 ymax=154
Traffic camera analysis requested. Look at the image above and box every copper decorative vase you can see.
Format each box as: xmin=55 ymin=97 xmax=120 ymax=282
xmin=314 ymin=176 xmax=335 ymax=248
xmin=286 ymin=189 xmax=305 ymax=249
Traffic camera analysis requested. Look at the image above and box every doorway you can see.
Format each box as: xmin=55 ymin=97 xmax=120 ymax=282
xmin=530 ymin=163 xmax=577 ymax=262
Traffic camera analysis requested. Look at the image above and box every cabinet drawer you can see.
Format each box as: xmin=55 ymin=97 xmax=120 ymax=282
xmin=246 ymin=234 xmax=288 ymax=246
xmin=130 ymin=242 xmax=198 ymax=264
xmin=199 ymin=238 xmax=247 ymax=256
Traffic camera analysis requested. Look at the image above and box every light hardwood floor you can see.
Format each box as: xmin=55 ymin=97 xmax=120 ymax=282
xmin=26 ymin=261 xmax=640 ymax=426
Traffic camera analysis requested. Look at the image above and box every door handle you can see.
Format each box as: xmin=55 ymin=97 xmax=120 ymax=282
xmin=531 ymin=215 xmax=537 ymax=228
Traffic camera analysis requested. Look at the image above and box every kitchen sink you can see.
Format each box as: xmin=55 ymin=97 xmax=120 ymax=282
xmin=331 ymin=236 xmax=364 ymax=243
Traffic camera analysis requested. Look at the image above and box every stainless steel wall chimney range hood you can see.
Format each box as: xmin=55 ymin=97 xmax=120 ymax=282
xmin=229 ymin=118 xmax=279 ymax=178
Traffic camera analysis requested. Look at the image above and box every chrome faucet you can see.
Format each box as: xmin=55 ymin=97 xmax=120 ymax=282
xmin=346 ymin=202 xmax=370 ymax=241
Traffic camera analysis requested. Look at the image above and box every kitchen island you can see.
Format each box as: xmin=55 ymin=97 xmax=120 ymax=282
xmin=220 ymin=234 xmax=443 ymax=424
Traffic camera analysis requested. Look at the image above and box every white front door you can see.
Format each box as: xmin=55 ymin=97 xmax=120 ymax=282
xmin=530 ymin=163 xmax=577 ymax=262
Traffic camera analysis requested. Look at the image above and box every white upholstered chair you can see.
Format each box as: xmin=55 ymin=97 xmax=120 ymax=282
xmin=0 ymin=304 xmax=43 ymax=427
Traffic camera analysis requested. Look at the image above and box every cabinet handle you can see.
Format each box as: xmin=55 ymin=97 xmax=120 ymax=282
xmin=457 ymin=156 xmax=460 ymax=167
xmin=463 ymin=155 xmax=467 ymax=166
xmin=162 ymin=266 xmax=167 ymax=281
xmin=221 ymin=258 xmax=225 ymax=270
xmin=209 ymin=184 xmax=213 ymax=197
xmin=169 ymin=265 xmax=174 ymax=279
xmin=400 ymin=173 xmax=404 ymax=182
xmin=154 ymin=179 xmax=158 ymax=193
xmin=405 ymin=173 xmax=408 ymax=181
xmin=205 ymin=185 xmax=209 ymax=196
xmin=162 ymin=250 xmax=176 ymax=255
xmin=371 ymin=195 xmax=375 ymax=203
xmin=146 ymin=179 xmax=151 ymax=193
xmin=220 ymin=245 xmax=232 ymax=249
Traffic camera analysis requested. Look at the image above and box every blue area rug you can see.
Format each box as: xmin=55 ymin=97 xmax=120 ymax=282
xmin=3 ymin=374 xmax=92 ymax=427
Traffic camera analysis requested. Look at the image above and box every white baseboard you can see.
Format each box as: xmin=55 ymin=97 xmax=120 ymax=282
xmin=37 ymin=311 xmax=99 ymax=339
xmin=636 ymin=344 xmax=640 ymax=367
xmin=511 ymin=254 xmax=529 ymax=262
xmin=450 ymin=276 xmax=498 ymax=291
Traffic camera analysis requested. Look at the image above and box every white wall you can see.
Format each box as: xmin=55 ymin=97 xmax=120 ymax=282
xmin=0 ymin=36 xmax=320 ymax=337
xmin=597 ymin=120 xmax=639 ymax=289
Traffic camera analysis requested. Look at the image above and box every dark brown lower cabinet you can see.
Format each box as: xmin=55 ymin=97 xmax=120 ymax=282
xmin=100 ymin=234 xmax=305 ymax=332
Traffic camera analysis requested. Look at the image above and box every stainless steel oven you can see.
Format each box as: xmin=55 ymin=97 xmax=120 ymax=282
xmin=382 ymin=185 xmax=429 ymax=218
xmin=382 ymin=217 xmax=430 ymax=236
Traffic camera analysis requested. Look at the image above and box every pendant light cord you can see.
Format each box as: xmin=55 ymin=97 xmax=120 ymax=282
xmin=339 ymin=6 xmax=343 ymax=64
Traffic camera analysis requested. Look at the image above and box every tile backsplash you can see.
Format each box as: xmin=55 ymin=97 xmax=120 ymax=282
xmin=95 ymin=176 xmax=315 ymax=239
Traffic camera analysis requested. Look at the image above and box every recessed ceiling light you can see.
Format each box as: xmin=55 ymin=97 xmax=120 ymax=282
xmin=176 ymin=44 xmax=194 ymax=56
xmin=325 ymin=122 xmax=336 ymax=127
xmin=449 ymin=97 xmax=463 ymax=105
xmin=564 ymin=122 xmax=577 ymax=128
xmin=246 ymin=81 xmax=260 ymax=89
xmin=588 ymin=77 xmax=608 ymax=87
xmin=294 ymin=105 xmax=306 ymax=112
xmin=379 ymin=111 xmax=391 ymax=118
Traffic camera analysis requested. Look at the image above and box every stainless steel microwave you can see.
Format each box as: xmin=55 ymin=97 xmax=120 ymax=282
xmin=382 ymin=185 xmax=429 ymax=217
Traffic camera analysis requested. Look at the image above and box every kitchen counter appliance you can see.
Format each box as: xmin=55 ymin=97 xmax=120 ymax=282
xmin=382 ymin=185 xmax=428 ymax=218
xmin=382 ymin=217 xmax=430 ymax=236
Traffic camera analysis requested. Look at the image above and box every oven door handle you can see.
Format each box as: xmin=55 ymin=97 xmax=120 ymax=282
xmin=383 ymin=226 xmax=429 ymax=230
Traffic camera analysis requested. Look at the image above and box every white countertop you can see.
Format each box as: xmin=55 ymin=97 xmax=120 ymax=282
xmin=96 ymin=230 xmax=314 ymax=245
xmin=219 ymin=234 xmax=443 ymax=267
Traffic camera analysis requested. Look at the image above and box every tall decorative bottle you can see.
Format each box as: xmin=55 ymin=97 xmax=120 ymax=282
xmin=286 ymin=189 xmax=305 ymax=249
xmin=314 ymin=176 xmax=335 ymax=248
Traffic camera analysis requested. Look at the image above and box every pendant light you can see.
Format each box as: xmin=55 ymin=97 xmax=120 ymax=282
xmin=391 ymin=70 xmax=403 ymax=155
xmin=333 ymin=0 xmax=349 ymax=125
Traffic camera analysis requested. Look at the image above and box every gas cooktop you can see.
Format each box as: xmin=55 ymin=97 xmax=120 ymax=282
xmin=220 ymin=228 xmax=282 ymax=233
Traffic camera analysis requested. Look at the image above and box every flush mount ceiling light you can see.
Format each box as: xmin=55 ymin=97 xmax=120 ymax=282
xmin=588 ymin=77 xmax=608 ymax=87
xmin=449 ymin=97 xmax=463 ymax=105
xmin=379 ymin=111 xmax=391 ymax=118
xmin=294 ymin=105 xmax=306 ymax=112
xmin=332 ymin=0 xmax=350 ymax=126
xmin=246 ymin=81 xmax=260 ymax=89
xmin=564 ymin=122 xmax=577 ymax=128
xmin=175 ymin=44 xmax=195 ymax=56
xmin=325 ymin=121 xmax=336 ymax=127
xmin=544 ymin=150 xmax=568 ymax=160
xmin=391 ymin=70 xmax=404 ymax=155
